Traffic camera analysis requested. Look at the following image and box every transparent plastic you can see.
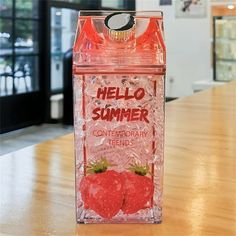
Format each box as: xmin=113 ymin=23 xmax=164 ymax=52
xmin=73 ymin=11 xmax=166 ymax=224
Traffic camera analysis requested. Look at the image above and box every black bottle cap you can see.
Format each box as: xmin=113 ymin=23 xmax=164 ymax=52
xmin=104 ymin=12 xmax=135 ymax=31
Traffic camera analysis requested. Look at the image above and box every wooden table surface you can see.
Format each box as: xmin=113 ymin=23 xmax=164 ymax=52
xmin=1 ymin=81 xmax=236 ymax=236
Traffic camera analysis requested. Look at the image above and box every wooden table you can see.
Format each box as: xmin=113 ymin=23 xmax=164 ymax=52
xmin=1 ymin=81 xmax=236 ymax=236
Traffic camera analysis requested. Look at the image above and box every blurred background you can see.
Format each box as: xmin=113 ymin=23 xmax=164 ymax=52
xmin=0 ymin=0 xmax=235 ymax=153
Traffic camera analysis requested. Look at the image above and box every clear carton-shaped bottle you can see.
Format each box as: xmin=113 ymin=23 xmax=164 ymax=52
xmin=73 ymin=11 xmax=166 ymax=224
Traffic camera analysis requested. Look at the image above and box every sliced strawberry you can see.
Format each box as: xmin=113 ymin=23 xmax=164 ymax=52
xmin=79 ymin=158 xmax=124 ymax=219
xmin=79 ymin=177 xmax=90 ymax=209
xmin=121 ymin=164 xmax=154 ymax=214
xmin=80 ymin=170 xmax=124 ymax=219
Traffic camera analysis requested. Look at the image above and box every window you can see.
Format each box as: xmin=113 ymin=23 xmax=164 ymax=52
xmin=0 ymin=0 xmax=40 ymax=96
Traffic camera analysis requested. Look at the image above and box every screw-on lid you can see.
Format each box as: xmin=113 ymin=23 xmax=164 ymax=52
xmin=104 ymin=12 xmax=135 ymax=42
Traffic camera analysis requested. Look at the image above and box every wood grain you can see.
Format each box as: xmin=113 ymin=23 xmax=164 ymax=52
xmin=0 ymin=81 xmax=236 ymax=236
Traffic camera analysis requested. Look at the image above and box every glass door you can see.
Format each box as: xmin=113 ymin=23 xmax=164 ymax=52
xmin=50 ymin=7 xmax=78 ymax=92
xmin=0 ymin=0 xmax=45 ymax=133
xmin=213 ymin=16 xmax=236 ymax=81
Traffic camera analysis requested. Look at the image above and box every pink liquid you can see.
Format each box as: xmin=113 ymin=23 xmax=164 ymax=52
xmin=73 ymin=11 xmax=166 ymax=224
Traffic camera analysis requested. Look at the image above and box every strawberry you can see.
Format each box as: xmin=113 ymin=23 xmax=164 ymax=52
xmin=121 ymin=163 xmax=154 ymax=214
xmin=79 ymin=158 xmax=124 ymax=219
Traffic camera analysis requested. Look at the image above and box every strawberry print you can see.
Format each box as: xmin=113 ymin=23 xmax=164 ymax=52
xmin=79 ymin=158 xmax=124 ymax=219
xmin=121 ymin=163 xmax=154 ymax=214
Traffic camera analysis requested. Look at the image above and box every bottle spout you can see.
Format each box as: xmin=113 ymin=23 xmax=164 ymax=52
xmin=104 ymin=12 xmax=135 ymax=42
